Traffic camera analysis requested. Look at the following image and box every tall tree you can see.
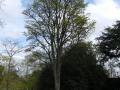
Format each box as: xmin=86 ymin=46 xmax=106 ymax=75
xmin=24 ymin=0 xmax=94 ymax=90
xmin=97 ymin=21 xmax=120 ymax=77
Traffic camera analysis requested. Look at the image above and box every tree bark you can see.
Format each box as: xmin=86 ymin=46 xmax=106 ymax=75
xmin=6 ymin=57 xmax=12 ymax=90
xmin=54 ymin=59 xmax=61 ymax=90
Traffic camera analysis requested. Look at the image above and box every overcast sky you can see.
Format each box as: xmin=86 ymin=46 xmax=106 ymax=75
xmin=0 ymin=0 xmax=120 ymax=61
xmin=86 ymin=0 xmax=120 ymax=41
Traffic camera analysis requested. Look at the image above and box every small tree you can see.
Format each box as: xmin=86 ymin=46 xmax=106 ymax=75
xmin=24 ymin=0 xmax=94 ymax=90
xmin=1 ymin=40 xmax=22 ymax=90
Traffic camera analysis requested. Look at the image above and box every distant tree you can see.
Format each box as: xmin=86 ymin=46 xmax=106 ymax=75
xmin=1 ymin=40 xmax=22 ymax=90
xmin=97 ymin=21 xmax=120 ymax=77
xmin=24 ymin=0 xmax=95 ymax=90
xmin=23 ymin=70 xmax=41 ymax=90
xmin=0 ymin=65 xmax=4 ymax=84
xmin=24 ymin=53 xmax=43 ymax=73
xmin=0 ymin=70 xmax=21 ymax=90
xmin=37 ymin=42 xmax=107 ymax=90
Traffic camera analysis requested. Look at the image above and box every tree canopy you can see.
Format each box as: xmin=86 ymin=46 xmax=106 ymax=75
xmin=97 ymin=21 xmax=120 ymax=62
xmin=37 ymin=42 xmax=107 ymax=90
xmin=24 ymin=0 xmax=94 ymax=90
xmin=97 ymin=21 xmax=120 ymax=77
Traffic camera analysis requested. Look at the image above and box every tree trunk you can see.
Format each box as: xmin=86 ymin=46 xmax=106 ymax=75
xmin=54 ymin=60 xmax=61 ymax=90
xmin=6 ymin=57 xmax=12 ymax=90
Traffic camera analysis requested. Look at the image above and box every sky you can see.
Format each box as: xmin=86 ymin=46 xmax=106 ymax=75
xmin=0 ymin=0 xmax=120 ymax=42
xmin=0 ymin=0 xmax=120 ymax=61
xmin=86 ymin=0 xmax=120 ymax=41
xmin=0 ymin=0 xmax=25 ymax=40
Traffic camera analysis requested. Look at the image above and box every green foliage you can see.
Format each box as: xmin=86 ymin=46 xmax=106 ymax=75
xmin=97 ymin=21 xmax=120 ymax=63
xmin=0 ymin=71 xmax=19 ymax=90
xmin=0 ymin=65 xmax=4 ymax=84
xmin=23 ymin=0 xmax=95 ymax=57
xmin=37 ymin=42 xmax=107 ymax=90
xmin=25 ymin=70 xmax=41 ymax=90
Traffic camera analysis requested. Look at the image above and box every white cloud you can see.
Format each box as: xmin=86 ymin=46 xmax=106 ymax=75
xmin=0 ymin=0 xmax=26 ymax=39
xmin=86 ymin=0 xmax=120 ymax=41
xmin=2 ymin=0 xmax=23 ymax=18
xmin=0 ymin=0 xmax=27 ymax=62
